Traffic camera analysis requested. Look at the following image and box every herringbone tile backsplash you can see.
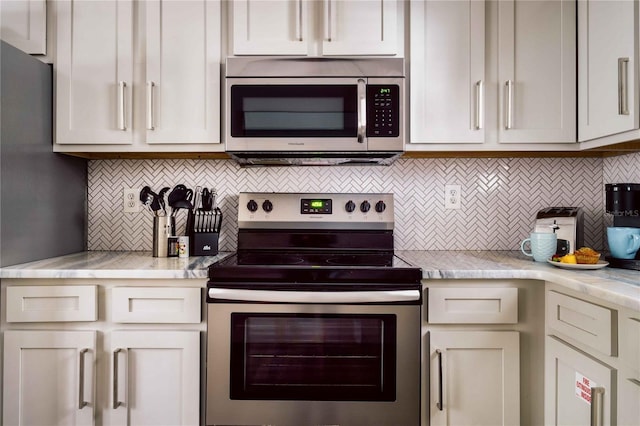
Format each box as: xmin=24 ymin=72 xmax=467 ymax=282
xmin=88 ymin=156 xmax=616 ymax=252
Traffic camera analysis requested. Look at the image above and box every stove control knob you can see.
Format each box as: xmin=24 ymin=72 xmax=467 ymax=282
xmin=360 ymin=200 xmax=371 ymax=213
xmin=262 ymin=200 xmax=273 ymax=213
xmin=375 ymin=200 xmax=386 ymax=213
xmin=345 ymin=200 xmax=356 ymax=213
xmin=247 ymin=200 xmax=258 ymax=212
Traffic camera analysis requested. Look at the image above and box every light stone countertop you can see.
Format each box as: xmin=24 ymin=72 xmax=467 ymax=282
xmin=1 ymin=250 xmax=638 ymax=310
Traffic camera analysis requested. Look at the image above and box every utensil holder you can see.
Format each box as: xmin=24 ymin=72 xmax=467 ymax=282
xmin=186 ymin=208 xmax=222 ymax=256
xmin=152 ymin=216 xmax=175 ymax=257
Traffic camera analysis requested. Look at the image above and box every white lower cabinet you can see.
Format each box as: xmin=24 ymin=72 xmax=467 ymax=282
xmin=544 ymin=336 xmax=615 ymax=426
xmin=3 ymin=330 xmax=97 ymax=426
xmin=427 ymin=330 xmax=520 ymax=426
xmin=105 ymin=330 xmax=200 ymax=426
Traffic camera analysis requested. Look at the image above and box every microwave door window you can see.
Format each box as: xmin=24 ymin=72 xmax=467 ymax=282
xmin=231 ymin=85 xmax=358 ymax=137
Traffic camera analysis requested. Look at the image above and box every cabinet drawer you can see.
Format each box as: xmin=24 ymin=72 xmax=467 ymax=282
xmin=546 ymin=290 xmax=616 ymax=356
xmin=111 ymin=287 xmax=201 ymax=323
xmin=6 ymin=285 xmax=97 ymax=322
xmin=620 ymin=315 xmax=640 ymax=378
xmin=428 ymin=287 xmax=518 ymax=324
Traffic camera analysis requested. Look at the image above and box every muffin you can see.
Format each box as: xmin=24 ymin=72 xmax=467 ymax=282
xmin=574 ymin=247 xmax=601 ymax=264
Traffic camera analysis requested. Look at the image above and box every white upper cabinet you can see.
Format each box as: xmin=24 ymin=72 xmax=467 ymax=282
xmin=55 ymin=0 xmax=134 ymax=145
xmin=230 ymin=0 xmax=400 ymax=56
xmin=0 ymin=0 xmax=47 ymax=54
xmin=410 ymin=0 xmax=576 ymax=146
xmin=497 ymin=0 xmax=576 ymax=144
xmin=410 ymin=0 xmax=485 ymax=143
xmin=578 ymin=0 xmax=638 ymax=142
xmin=55 ymin=0 xmax=222 ymax=151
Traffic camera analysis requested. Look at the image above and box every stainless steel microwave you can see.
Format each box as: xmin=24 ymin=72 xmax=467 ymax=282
xmin=224 ymin=57 xmax=405 ymax=166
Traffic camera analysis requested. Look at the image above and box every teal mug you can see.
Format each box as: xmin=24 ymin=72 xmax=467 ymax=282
xmin=521 ymin=232 xmax=557 ymax=262
xmin=607 ymin=227 xmax=640 ymax=259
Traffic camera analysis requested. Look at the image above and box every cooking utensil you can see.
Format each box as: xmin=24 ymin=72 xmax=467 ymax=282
xmin=202 ymin=188 xmax=212 ymax=211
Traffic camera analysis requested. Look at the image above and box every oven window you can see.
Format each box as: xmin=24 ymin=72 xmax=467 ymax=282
xmin=230 ymin=85 xmax=358 ymax=137
xmin=230 ymin=313 xmax=397 ymax=401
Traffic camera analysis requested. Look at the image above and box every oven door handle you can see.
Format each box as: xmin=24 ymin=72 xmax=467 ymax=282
xmin=208 ymin=288 xmax=420 ymax=304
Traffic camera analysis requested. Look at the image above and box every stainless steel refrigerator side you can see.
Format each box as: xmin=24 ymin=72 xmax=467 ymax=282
xmin=0 ymin=41 xmax=87 ymax=266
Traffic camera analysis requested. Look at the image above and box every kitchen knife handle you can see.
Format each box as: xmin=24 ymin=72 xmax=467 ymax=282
xmin=357 ymin=78 xmax=366 ymax=143
xmin=436 ymin=349 xmax=443 ymax=411
xmin=78 ymin=348 xmax=89 ymax=409
xmin=117 ymin=81 xmax=127 ymax=130
xmin=618 ymin=58 xmax=629 ymax=115
xmin=113 ymin=348 xmax=125 ymax=409
xmin=295 ymin=0 xmax=303 ymax=41
xmin=505 ymin=80 xmax=514 ymax=130
xmin=590 ymin=387 xmax=605 ymax=426
xmin=147 ymin=81 xmax=155 ymax=130
xmin=475 ymin=80 xmax=484 ymax=130
xmin=324 ymin=0 xmax=332 ymax=42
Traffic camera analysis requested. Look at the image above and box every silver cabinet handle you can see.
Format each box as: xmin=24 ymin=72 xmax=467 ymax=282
xmin=113 ymin=348 xmax=124 ymax=409
xmin=78 ymin=348 xmax=89 ymax=409
xmin=436 ymin=349 xmax=443 ymax=411
xmin=147 ymin=81 xmax=155 ymax=130
xmin=357 ymin=78 xmax=366 ymax=143
xmin=504 ymin=80 xmax=514 ymax=129
xmin=475 ymin=80 xmax=484 ymax=130
xmin=618 ymin=58 xmax=629 ymax=115
xmin=117 ymin=81 xmax=127 ymax=131
xmin=324 ymin=0 xmax=332 ymax=42
xmin=590 ymin=387 xmax=605 ymax=426
xmin=295 ymin=0 xmax=303 ymax=41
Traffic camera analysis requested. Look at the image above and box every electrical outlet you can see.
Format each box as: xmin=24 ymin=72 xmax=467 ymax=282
xmin=444 ymin=184 xmax=461 ymax=209
xmin=123 ymin=188 xmax=139 ymax=213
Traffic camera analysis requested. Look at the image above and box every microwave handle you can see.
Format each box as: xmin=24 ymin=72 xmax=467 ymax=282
xmin=357 ymin=79 xmax=366 ymax=143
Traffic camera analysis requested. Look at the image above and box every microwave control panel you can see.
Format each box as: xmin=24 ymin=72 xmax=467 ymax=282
xmin=367 ymin=85 xmax=400 ymax=138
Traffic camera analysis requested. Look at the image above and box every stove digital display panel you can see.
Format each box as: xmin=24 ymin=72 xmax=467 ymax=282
xmin=301 ymin=198 xmax=332 ymax=214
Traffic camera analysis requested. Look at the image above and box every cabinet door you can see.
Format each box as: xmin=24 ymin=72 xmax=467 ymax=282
xmin=578 ymin=0 xmax=638 ymax=142
xmin=409 ymin=0 xmax=485 ymax=144
xmin=145 ymin=0 xmax=221 ymax=144
xmin=618 ymin=375 xmax=640 ymax=426
xmin=55 ymin=0 xmax=134 ymax=145
xmin=428 ymin=331 xmax=520 ymax=426
xmin=321 ymin=0 xmax=398 ymax=56
xmin=231 ymin=0 xmax=309 ymax=55
xmin=3 ymin=330 xmax=96 ymax=426
xmin=545 ymin=336 xmax=615 ymax=426
xmin=0 ymin=0 xmax=46 ymax=54
xmin=497 ymin=0 xmax=576 ymax=143
xmin=106 ymin=330 xmax=200 ymax=426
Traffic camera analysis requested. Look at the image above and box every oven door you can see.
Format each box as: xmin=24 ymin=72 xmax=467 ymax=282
xmin=206 ymin=289 xmax=421 ymax=426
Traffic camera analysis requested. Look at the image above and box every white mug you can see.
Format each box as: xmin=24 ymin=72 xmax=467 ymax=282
xmin=521 ymin=232 xmax=557 ymax=262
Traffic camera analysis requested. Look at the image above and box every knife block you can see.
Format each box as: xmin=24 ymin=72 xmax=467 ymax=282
xmin=186 ymin=209 xmax=221 ymax=256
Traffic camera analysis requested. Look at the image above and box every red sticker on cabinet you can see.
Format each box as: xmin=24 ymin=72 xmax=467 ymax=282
xmin=575 ymin=372 xmax=595 ymax=404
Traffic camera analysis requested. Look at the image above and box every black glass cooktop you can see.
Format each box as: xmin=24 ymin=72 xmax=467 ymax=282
xmin=208 ymin=251 xmax=422 ymax=286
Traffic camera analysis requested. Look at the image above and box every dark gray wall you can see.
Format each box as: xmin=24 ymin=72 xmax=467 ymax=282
xmin=1 ymin=41 xmax=87 ymax=266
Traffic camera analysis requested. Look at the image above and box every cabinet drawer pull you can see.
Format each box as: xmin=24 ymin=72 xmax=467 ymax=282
xmin=117 ymin=81 xmax=127 ymax=130
xmin=618 ymin=58 xmax=629 ymax=115
xmin=504 ymin=80 xmax=514 ymax=129
xmin=113 ymin=348 xmax=126 ymax=409
xmin=475 ymin=80 xmax=484 ymax=130
xmin=590 ymin=386 xmax=605 ymax=426
xmin=78 ymin=348 xmax=89 ymax=409
xmin=147 ymin=81 xmax=155 ymax=130
xmin=436 ymin=348 xmax=443 ymax=411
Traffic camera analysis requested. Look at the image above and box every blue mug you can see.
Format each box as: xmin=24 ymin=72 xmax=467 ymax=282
xmin=607 ymin=227 xmax=640 ymax=259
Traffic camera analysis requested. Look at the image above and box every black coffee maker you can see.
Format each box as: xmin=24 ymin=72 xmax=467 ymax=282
xmin=605 ymin=183 xmax=640 ymax=270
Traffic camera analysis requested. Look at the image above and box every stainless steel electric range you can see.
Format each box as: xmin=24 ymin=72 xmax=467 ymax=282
xmin=206 ymin=192 xmax=422 ymax=426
